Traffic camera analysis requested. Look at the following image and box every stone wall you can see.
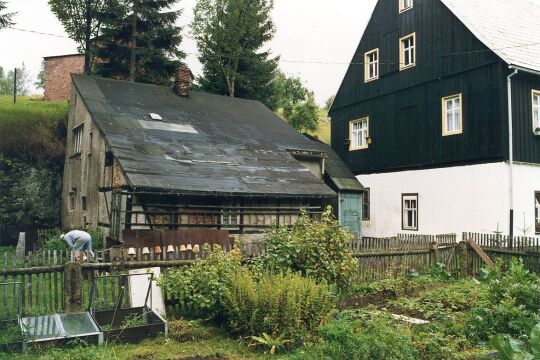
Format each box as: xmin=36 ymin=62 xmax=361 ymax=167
xmin=44 ymin=54 xmax=85 ymax=101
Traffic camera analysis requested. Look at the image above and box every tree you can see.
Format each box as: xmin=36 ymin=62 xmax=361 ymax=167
xmin=286 ymin=95 xmax=319 ymax=132
xmin=35 ymin=61 xmax=45 ymax=90
xmin=0 ymin=0 xmax=15 ymax=30
xmin=48 ymin=0 xmax=120 ymax=73
xmin=0 ymin=64 xmax=31 ymax=96
xmin=94 ymin=0 xmax=184 ymax=85
xmin=193 ymin=0 xmax=277 ymax=105
xmin=273 ymin=71 xmax=319 ymax=132
xmin=325 ymin=95 xmax=335 ymax=110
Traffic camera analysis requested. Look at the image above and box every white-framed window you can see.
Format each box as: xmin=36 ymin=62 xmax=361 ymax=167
xmin=399 ymin=0 xmax=413 ymax=12
xmin=442 ymin=94 xmax=463 ymax=136
xmin=73 ymin=125 xmax=84 ymax=155
xmin=402 ymin=194 xmax=418 ymax=231
xmin=364 ymin=49 xmax=379 ymax=82
xmin=400 ymin=33 xmax=416 ymax=70
xmin=349 ymin=117 xmax=369 ymax=151
xmin=532 ymin=90 xmax=540 ymax=132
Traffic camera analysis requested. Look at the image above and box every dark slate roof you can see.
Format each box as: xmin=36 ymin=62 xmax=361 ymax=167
xmin=72 ymin=74 xmax=336 ymax=197
xmin=303 ymin=135 xmax=365 ymax=193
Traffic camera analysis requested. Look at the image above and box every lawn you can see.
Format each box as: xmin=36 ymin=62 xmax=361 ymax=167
xmin=0 ymin=96 xmax=68 ymax=124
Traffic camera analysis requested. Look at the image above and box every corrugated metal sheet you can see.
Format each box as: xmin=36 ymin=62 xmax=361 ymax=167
xmin=72 ymin=75 xmax=335 ymax=197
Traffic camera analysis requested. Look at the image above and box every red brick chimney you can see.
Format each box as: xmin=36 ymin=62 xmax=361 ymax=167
xmin=174 ymin=66 xmax=192 ymax=97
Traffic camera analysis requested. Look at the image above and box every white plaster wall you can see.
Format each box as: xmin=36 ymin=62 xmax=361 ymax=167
xmin=358 ymin=162 xmax=540 ymax=238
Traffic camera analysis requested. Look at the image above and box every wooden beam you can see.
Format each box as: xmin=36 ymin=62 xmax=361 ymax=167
xmin=468 ymin=238 xmax=494 ymax=267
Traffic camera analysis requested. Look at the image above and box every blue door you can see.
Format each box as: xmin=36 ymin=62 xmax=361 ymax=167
xmin=339 ymin=192 xmax=362 ymax=239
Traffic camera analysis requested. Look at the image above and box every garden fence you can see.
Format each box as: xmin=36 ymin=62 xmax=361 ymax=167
xmin=2 ymin=232 xmax=540 ymax=316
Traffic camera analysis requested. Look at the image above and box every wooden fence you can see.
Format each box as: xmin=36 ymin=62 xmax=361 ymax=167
xmin=465 ymin=232 xmax=540 ymax=275
xmin=2 ymin=232 xmax=540 ymax=316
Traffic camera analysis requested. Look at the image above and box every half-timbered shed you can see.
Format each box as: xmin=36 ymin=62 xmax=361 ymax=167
xmin=61 ymin=70 xmax=364 ymax=244
xmin=330 ymin=0 xmax=540 ymax=237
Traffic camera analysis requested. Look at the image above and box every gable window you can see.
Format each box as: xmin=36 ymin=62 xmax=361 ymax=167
xmin=402 ymin=194 xmax=418 ymax=231
xmin=364 ymin=49 xmax=379 ymax=82
xmin=535 ymin=191 xmax=540 ymax=234
xmin=442 ymin=94 xmax=463 ymax=136
xmin=349 ymin=117 xmax=369 ymax=151
xmin=399 ymin=33 xmax=416 ymax=70
xmin=399 ymin=0 xmax=413 ymax=12
xmin=73 ymin=125 xmax=84 ymax=155
xmin=532 ymin=90 xmax=540 ymax=132
xmin=362 ymin=188 xmax=370 ymax=221
xmin=69 ymin=190 xmax=76 ymax=211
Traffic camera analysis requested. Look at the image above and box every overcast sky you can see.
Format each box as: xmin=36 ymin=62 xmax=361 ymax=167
xmin=0 ymin=0 xmax=377 ymax=105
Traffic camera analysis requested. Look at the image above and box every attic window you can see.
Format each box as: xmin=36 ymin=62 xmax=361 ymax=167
xmin=148 ymin=113 xmax=164 ymax=121
xmin=399 ymin=0 xmax=413 ymax=12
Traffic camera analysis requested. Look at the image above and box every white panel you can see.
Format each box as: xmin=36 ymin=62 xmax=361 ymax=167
xmin=357 ymin=162 xmax=540 ymax=238
xmin=129 ymin=268 xmax=166 ymax=317
xmin=138 ymin=120 xmax=198 ymax=134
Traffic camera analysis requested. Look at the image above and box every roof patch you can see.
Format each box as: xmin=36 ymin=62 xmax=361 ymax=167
xmin=138 ymin=120 xmax=198 ymax=134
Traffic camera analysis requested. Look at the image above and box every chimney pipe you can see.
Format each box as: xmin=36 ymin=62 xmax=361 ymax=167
xmin=175 ymin=66 xmax=192 ymax=97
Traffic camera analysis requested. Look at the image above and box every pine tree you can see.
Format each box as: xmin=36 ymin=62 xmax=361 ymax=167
xmin=95 ymin=0 xmax=184 ymax=85
xmin=0 ymin=0 xmax=14 ymax=30
xmin=193 ymin=0 xmax=278 ymax=108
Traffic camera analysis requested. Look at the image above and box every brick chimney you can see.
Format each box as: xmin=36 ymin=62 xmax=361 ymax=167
xmin=174 ymin=66 xmax=192 ymax=97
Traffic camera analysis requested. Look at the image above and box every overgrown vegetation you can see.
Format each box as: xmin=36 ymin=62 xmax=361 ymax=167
xmin=0 ymin=96 xmax=68 ymax=245
xmin=253 ymin=207 xmax=357 ymax=290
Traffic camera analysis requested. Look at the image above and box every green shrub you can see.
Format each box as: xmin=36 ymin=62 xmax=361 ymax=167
xmin=41 ymin=236 xmax=70 ymax=252
xmin=158 ymin=245 xmax=241 ymax=319
xmin=464 ymin=259 xmax=540 ymax=342
xmin=490 ymin=321 xmax=540 ymax=360
xmin=222 ymin=269 xmax=335 ymax=344
xmin=253 ymin=207 xmax=357 ymax=290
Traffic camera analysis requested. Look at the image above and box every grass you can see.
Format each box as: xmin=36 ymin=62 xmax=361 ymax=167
xmin=306 ymin=109 xmax=331 ymax=145
xmin=0 ymin=96 xmax=68 ymax=163
xmin=2 ymin=320 xmax=270 ymax=360
xmin=0 ymin=96 xmax=68 ymax=124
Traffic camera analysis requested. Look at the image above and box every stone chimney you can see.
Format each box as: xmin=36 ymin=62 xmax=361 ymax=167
xmin=174 ymin=66 xmax=192 ymax=97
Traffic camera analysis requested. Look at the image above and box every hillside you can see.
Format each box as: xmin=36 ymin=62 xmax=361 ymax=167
xmin=0 ymin=96 xmax=68 ymax=245
xmin=306 ymin=109 xmax=331 ymax=145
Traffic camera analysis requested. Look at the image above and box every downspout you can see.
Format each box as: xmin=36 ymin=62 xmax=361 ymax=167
xmin=507 ymin=68 xmax=518 ymax=243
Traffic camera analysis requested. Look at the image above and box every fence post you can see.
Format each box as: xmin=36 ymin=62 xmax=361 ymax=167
xmin=430 ymin=241 xmax=439 ymax=267
xmin=64 ymin=262 xmax=83 ymax=312
xmin=458 ymin=241 xmax=468 ymax=278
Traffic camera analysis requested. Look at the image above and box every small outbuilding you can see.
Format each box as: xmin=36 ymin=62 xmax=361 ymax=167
xmin=61 ymin=68 xmax=364 ymax=243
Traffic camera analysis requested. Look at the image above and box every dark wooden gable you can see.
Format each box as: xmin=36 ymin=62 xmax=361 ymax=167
xmin=330 ymin=0 xmax=509 ymax=174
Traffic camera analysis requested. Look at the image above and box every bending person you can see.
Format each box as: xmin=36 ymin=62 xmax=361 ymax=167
xmin=60 ymin=230 xmax=95 ymax=262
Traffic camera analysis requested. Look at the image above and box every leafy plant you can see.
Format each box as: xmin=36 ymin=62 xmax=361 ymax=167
xmin=249 ymin=332 xmax=291 ymax=354
xmin=120 ymin=313 xmax=147 ymax=328
xmin=490 ymin=322 xmax=540 ymax=360
xmin=158 ymin=245 xmax=241 ymax=319
xmin=221 ymin=269 xmax=335 ymax=345
xmin=254 ymin=207 xmax=357 ymax=290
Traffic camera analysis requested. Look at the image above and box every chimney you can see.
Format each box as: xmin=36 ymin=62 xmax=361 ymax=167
xmin=174 ymin=66 xmax=192 ymax=97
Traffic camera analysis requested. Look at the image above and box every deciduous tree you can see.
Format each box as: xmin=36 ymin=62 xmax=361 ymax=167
xmin=48 ymin=0 xmax=120 ymax=73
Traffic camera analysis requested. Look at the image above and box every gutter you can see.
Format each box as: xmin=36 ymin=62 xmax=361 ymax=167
xmin=507 ymin=67 xmax=518 ymax=240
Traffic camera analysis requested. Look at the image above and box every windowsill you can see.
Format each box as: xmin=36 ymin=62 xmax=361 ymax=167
xmin=402 ymin=228 xmax=419 ymax=231
xmin=400 ymin=64 xmax=416 ymax=71
xmin=442 ymin=130 xmax=463 ymax=137
xmin=365 ymin=77 xmax=379 ymax=83
xmin=69 ymin=153 xmax=82 ymax=159
xmin=399 ymin=6 xmax=413 ymax=13
xmin=349 ymin=146 xmax=369 ymax=152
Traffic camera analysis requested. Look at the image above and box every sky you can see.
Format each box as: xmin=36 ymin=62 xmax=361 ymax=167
xmin=0 ymin=0 xmax=377 ymax=106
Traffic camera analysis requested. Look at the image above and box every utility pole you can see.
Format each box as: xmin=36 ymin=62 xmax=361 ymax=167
xmin=13 ymin=67 xmax=16 ymax=104
xmin=129 ymin=1 xmax=137 ymax=82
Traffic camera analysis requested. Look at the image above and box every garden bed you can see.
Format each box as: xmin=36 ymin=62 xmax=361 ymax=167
xmin=93 ymin=307 xmax=167 ymax=344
